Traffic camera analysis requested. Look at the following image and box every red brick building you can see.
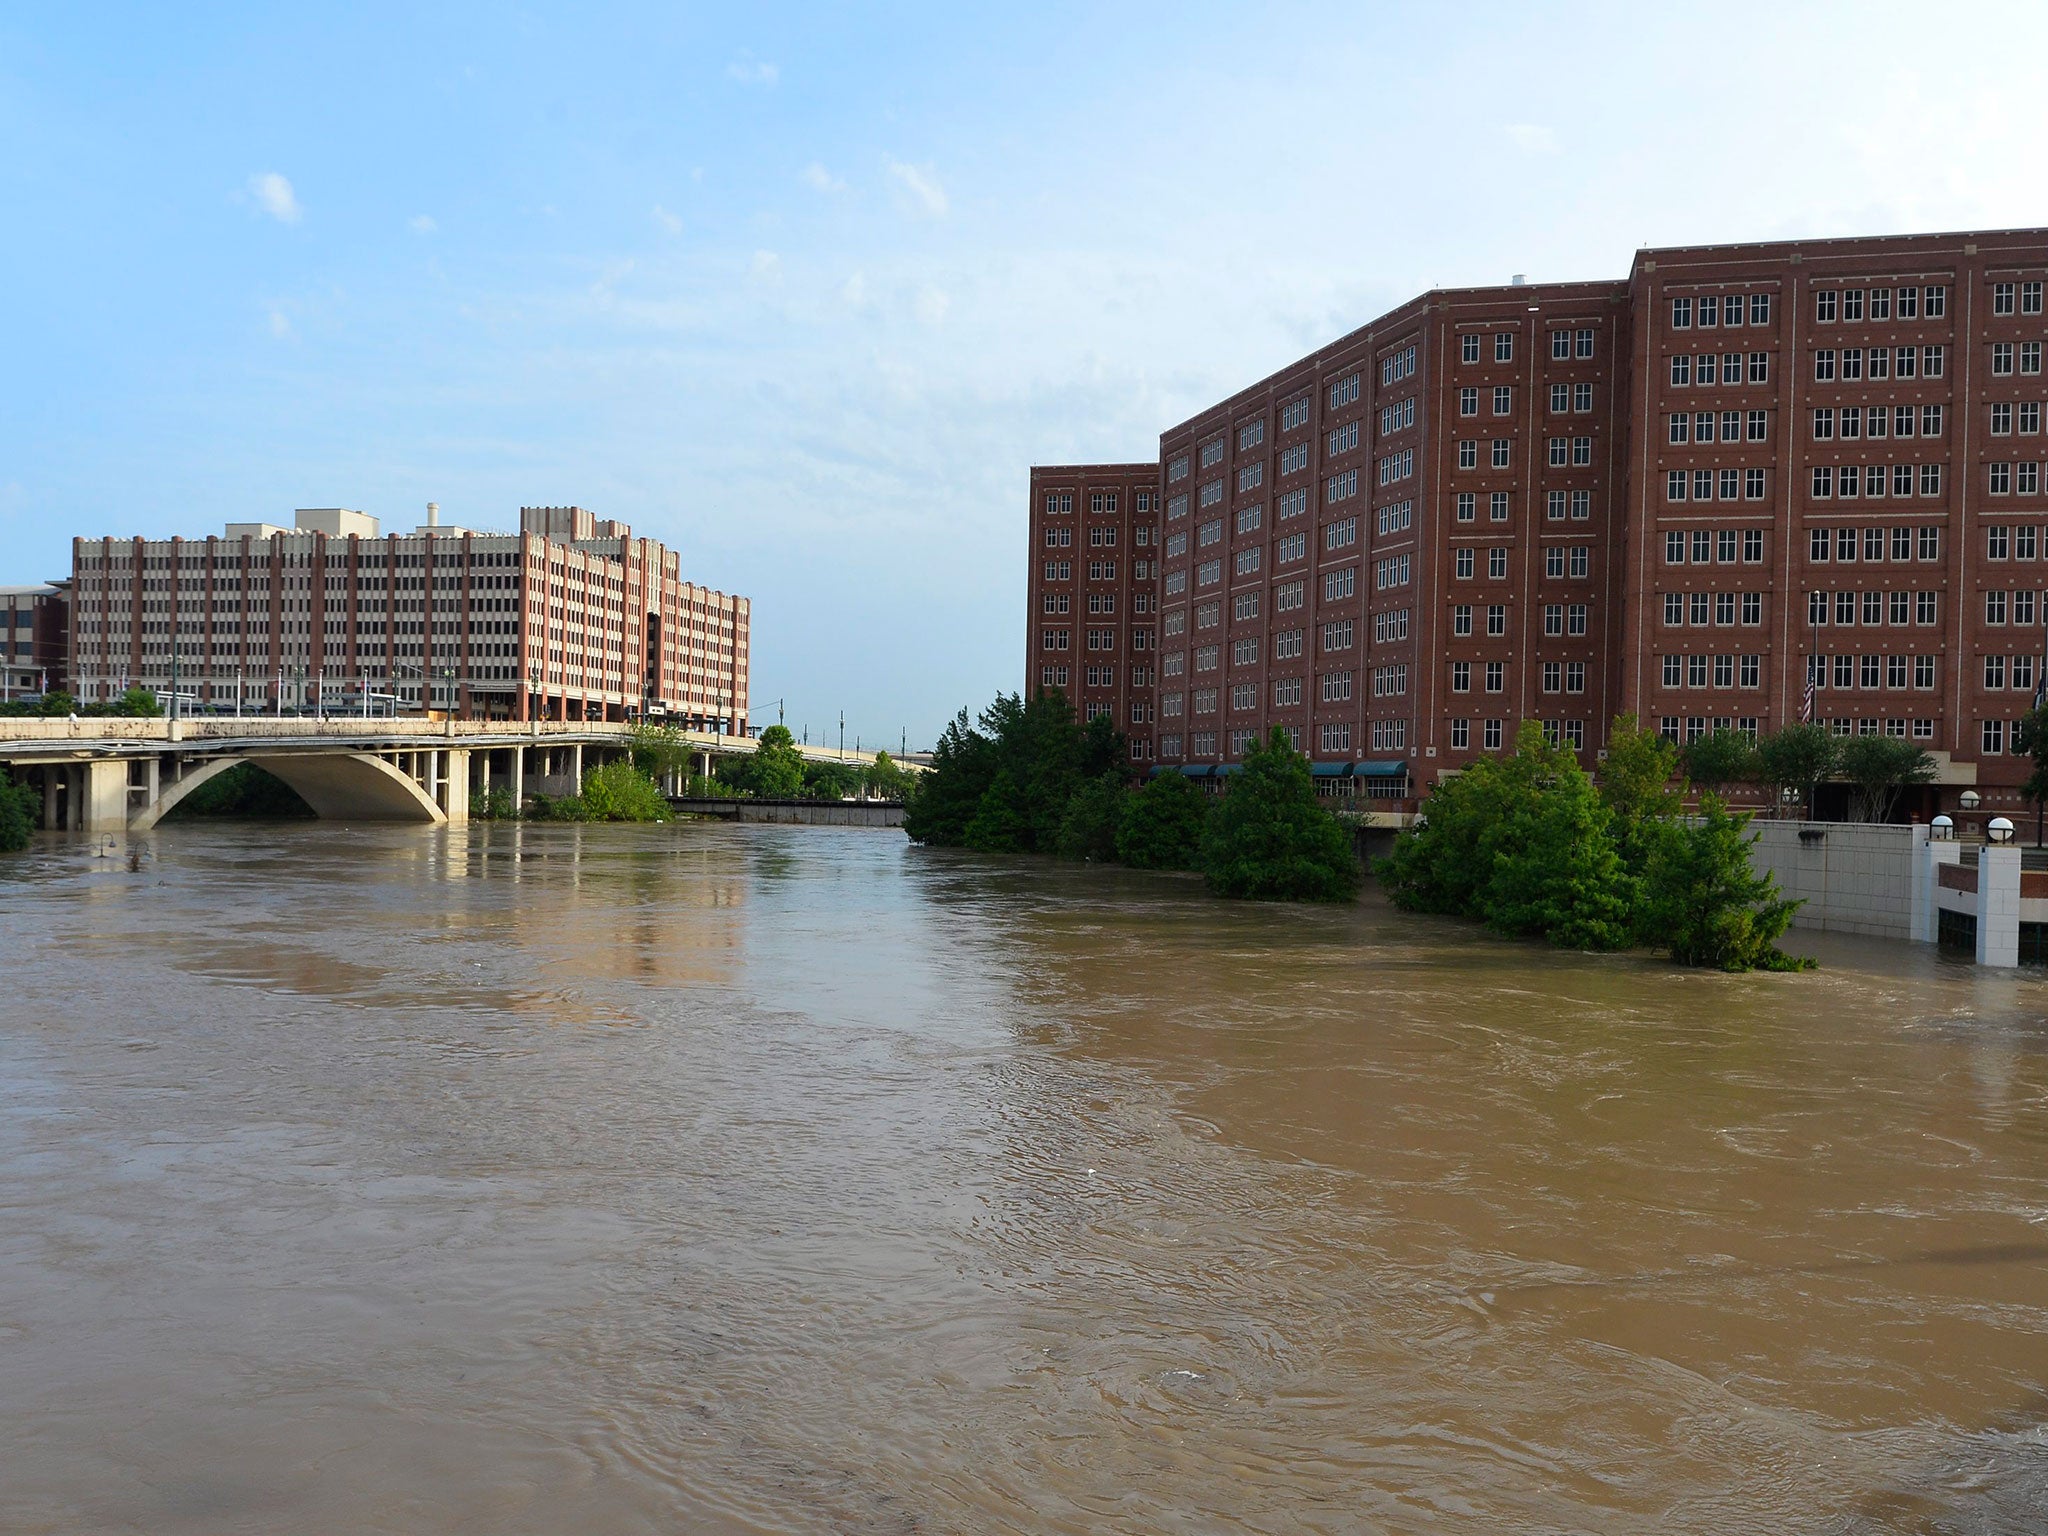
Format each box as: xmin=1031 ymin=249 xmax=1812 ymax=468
xmin=1025 ymin=463 xmax=1160 ymax=759
xmin=1034 ymin=229 xmax=2048 ymax=816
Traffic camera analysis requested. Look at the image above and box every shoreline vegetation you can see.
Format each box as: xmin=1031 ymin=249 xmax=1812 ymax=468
xmin=1379 ymin=717 xmax=1810 ymax=972
xmin=903 ymin=691 xmax=1360 ymax=902
xmin=900 ymin=693 xmax=1817 ymax=973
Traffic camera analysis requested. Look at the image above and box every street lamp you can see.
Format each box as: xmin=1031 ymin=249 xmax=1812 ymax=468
xmin=1989 ymin=816 xmax=2017 ymax=845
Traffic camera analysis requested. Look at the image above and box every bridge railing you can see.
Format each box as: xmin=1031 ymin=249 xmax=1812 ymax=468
xmin=0 ymin=716 xmax=919 ymax=769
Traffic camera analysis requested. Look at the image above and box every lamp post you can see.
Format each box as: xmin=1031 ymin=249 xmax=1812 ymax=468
xmin=1960 ymin=787 xmax=1983 ymax=841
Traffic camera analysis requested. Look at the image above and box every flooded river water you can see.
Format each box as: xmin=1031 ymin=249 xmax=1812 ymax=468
xmin=3 ymin=822 xmax=2048 ymax=1533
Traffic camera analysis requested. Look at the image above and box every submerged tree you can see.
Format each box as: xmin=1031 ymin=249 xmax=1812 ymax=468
xmin=1116 ymin=771 xmax=1209 ymax=871
xmin=1199 ymin=727 xmax=1359 ymax=902
xmin=1645 ymin=796 xmax=1810 ymax=970
xmin=1600 ymin=715 xmax=1684 ymax=882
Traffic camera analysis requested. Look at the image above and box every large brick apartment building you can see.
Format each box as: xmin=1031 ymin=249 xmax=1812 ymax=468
xmin=1028 ymin=228 xmax=2048 ymax=815
xmin=67 ymin=504 xmax=748 ymax=725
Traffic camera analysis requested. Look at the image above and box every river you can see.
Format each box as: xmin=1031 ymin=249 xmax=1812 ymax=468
xmin=2 ymin=821 xmax=2047 ymax=1533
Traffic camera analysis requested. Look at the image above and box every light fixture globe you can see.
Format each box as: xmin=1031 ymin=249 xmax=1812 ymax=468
xmin=1930 ymin=814 xmax=1955 ymax=841
xmin=1960 ymin=789 xmax=1983 ymax=811
xmin=1988 ymin=816 xmax=2017 ymax=845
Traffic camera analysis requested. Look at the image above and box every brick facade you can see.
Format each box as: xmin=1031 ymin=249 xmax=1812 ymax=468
xmin=1032 ymin=229 xmax=2048 ymax=816
xmin=67 ymin=505 xmax=748 ymax=725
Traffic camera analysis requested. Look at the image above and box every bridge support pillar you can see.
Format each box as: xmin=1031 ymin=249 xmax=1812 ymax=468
xmin=443 ymin=750 xmax=470 ymax=824
xmin=78 ymin=760 xmax=129 ymax=834
xmin=571 ymin=742 xmax=583 ymax=793
xmin=43 ymin=767 xmax=60 ymax=830
xmin=511 ymin=746 xmax=524 ymax=813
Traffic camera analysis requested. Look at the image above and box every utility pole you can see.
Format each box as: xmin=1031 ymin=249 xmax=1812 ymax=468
xmin=839 ymin=711 xmax=844 ymax=759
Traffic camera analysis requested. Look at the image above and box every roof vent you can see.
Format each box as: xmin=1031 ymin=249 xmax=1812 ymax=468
xmin=1510 ymin=273 xmax=1527 ymax=287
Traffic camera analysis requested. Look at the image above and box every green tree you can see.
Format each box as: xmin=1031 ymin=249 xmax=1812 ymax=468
xmin=1754 ymin=724 xmax=1838 ymax=819
xmin=630 ymin=723 xmax=691 ymax=784
xmin=864 ymin=750 xmax=914 ymax=800
xmin=904 ymin=707 xmax=998 ymax=846
xmin=802 ymin=760 xmax=863 ymax=800
xmin=1681 ymin=727 xmax=1758 ymax=798
xmin=1382 ymin=724 xmax=1636 ymax=949
xmin=1600 ymin=714 xmax=1683 ymax=880
xmin=1199 ymin=727 xmax=1360 ymax=901
xmin=1644 ymin=795 xmax=1811 ymax=970
xmin=580 ymin=760 xmax=673 ymax=821
xmin=963 ymin=765 xmax=1030 ymax=852
xmin=1077 ymin=711 xmax=1129 ymax=780
xmin=1836 ymin=734 xmax=1936 ymax=823
xmin=1054 ymin=771 xmax=1127 ymax=861
xmin=1377 ymin=756 xmax=1506 ymax=916
xmin=1475 ymin=724 xmax=1637 ymax=950
xmin=113 ymin=686 xmax=162 ymax=718
xmin=1116 ymin=771 xmax=1210 ymax=870
xmin=723 ymin=723 xmax=805 ymax=798
xmin=1009 ymin=689 xmax=1083 ymax=851
xmin=0 ymin=775 xmax=35 ymax=852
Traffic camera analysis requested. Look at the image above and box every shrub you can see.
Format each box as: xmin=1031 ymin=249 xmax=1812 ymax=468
xmin=1053 ymin=771 xmax=1127 ymax=861
xmin=1199 ymin=727 xmax=1360 ymax=902
xmin=469 ymin=787 xmax=518 ymax=820
xmin=963 ymin=766 xmax=1031 ymax=852
xmin=1645 ymin=797 xmax=1811 ymax=970
xmin=1116 ymin=771 xmax=1209 ymax=871
xmin=579 ymin=761 xmax=672 ymax=822
xmin=0 ymin=776 xmax=35 ymax=852
xmin=525 ymin=793 xmax=589 ymax=821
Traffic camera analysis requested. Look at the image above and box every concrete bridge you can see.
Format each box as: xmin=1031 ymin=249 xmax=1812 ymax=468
xmin=0 ymin=718 xmax=896 ymax=833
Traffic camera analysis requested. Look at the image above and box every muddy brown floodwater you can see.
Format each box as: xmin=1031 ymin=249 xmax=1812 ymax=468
xmin=4 ymin=822 xmax=2048 ymax=1533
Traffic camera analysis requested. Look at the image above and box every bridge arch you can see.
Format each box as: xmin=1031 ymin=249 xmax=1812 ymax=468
xmin=131 ymin=752 xmax=446 ymax=831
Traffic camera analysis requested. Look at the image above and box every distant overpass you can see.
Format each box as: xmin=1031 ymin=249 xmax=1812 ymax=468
xmin=0 ymin=717 xmax=913 ymax=833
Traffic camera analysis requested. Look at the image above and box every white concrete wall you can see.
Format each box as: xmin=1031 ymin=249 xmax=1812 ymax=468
xmin=1746 ymin=820 xmax=1920 ymax=940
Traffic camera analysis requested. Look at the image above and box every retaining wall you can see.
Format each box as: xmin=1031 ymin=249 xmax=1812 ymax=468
xmin=1747 ymin=820 xmax=1918 ymax=939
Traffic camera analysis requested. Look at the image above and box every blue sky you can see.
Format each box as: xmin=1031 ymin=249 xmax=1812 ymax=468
xmin=5 ymin=3 xmax=2048 ymax=746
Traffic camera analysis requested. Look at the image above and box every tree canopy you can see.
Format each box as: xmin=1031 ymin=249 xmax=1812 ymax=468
xmin=1199 ymin=727 xmax=1360 ymax=902
xmin=1381 ymin=717 xmax=1809 ymax=969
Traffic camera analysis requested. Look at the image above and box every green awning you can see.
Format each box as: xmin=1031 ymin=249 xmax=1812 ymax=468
xmin=1179 ymin=764 xmax=1212 ymax=778
xmin=1311 ymin=762 xmax=1354 ymax=778
xmin=1355 ymin=760 xmax=1410 ymax=778
xmin=1214 ymin=762 xmax=1243 ymax=776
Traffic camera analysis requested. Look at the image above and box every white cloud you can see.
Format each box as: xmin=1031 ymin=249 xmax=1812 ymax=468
xmin=842 ymin=272 xmax=868 ymax=307
xmin=652 ymin=204 xmax=683 ymax=235
xmin=266 ymin=307 xmax=294 ymax=340
xmin=1504 ymin=123 xmax=1557 ymax=154
xmin=726 ymin=54 xmax=778 ymax=86
xmin=884 ymin=158 xmax=948 ymax=217
xmin=750 ymin=249 xmax=782 ymax=282
xmin=802 ymin=162 xmax=846 ymax=194
xmin=248 ymin=171 xmax=301 ymax=224
xmin=409 ymin=214 xmax=438 ymax=234
xmin=914 ymin=284 xmax=951 ymax=325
